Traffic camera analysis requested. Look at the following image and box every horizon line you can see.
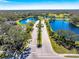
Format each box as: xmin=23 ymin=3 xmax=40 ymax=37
xmin=0 ymin=9 xmax=79 ymax=10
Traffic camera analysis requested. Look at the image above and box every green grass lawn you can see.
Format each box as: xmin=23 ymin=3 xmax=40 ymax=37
xmin=50 ymin=38 xmax=78 ymax=54
xmin=65 ymin=56 xmax=79 ymax=58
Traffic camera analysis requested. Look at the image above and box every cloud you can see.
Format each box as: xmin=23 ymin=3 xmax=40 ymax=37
xmin=0 ymin=0 xmax=8 ymax=2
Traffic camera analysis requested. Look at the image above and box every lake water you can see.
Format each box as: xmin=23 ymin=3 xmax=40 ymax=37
xmin=49 ymin=20 xmax=79 ymax=35
xmin=19 ymin=17 xmax=37 ymax=24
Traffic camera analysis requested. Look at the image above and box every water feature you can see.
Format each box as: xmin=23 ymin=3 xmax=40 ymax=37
xmin=49 ymin=20 xmax=79 ymax=35
xmin=19 ymin=17 xmax=37 ymax=24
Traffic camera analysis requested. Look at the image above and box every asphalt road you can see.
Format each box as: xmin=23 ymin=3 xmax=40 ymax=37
xmin=27 ymin=20 xmax=79 ymax=59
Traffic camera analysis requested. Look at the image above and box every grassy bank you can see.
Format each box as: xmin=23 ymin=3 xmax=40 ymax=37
xmin=65 ymin=56 xmax=79 ymax=58
xmin=50 ymin=38 xmax=77 ymax=54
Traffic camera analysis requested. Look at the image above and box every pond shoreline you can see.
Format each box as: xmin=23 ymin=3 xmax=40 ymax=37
xmin=49 ymin=20 xmax=79 ymax=35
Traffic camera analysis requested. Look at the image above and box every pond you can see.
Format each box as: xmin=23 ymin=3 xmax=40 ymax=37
xmin=49 ymin=20 xmax=79 ymax=35
xmin=19 ymin=17 xmax=37 ymax=24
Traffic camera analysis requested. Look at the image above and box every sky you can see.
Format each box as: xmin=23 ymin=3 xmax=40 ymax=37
xmin=0 ymin=0 xmax=79 ymax=10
